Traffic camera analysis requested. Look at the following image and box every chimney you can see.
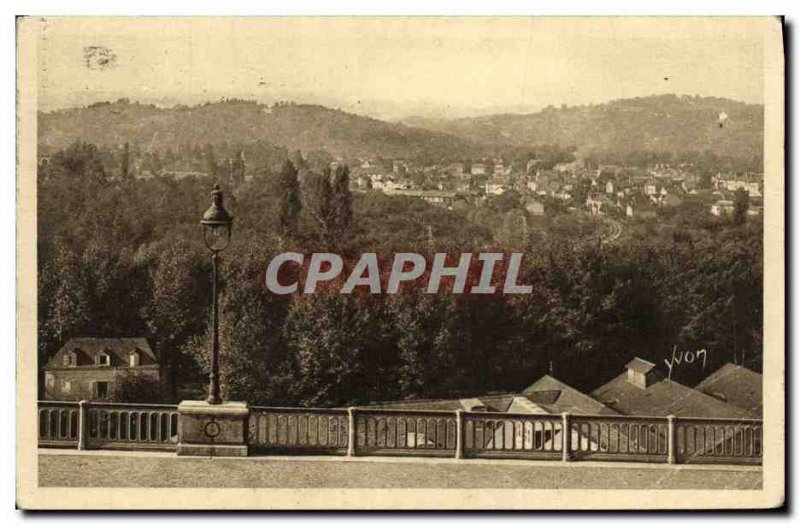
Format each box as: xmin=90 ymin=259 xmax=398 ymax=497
xmin=625 ymin=357 xmax=659 ymax=389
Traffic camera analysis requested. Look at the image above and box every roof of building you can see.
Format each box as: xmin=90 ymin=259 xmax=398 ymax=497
xmin=459 ymin=398 xmax=487 ymax=412
xmin=358 ymin=364 xmax=760 ymax=421
xmin=506 ymin=396 xmax=552 ymax=415
xmin=361 ymin=391 xmax=504 ymax=411
xmin=695 ymin=363 xmax=762 ymax=418
xmin=478 ymin=394 xmax=516 ymax=412
xmin=591 ymin=373 xmax=752 ymax=419
xmin=521 ymin=375 xmax=618 ymax=415
xmin=361 ymin=398 xmax=465 ymax=411
xmin=46 ymin=337 xmax=158 ymax=368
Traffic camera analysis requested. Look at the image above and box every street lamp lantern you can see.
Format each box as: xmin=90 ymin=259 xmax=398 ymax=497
xmin=201 ymin=183 xmax=233 ymax=252
xmin=200 ymin=183 xmax=233 ymax=405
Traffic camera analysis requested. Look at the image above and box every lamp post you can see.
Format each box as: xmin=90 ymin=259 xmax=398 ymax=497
xmin=200 ymin=183 xmax=233 ymax=405
xmin=176 ymin=184 xmax=246 ymax=457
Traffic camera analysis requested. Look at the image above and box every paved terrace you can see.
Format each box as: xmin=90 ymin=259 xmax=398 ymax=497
xmin=40 ymin=449 xmax=762 ymax=489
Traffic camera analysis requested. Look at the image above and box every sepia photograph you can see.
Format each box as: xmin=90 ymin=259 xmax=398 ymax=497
xmin=15 ymin=15 xmax=785 ymax=510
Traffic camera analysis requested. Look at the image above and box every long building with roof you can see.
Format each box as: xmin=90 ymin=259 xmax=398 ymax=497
xmin=590 ymin=358 xmax=753 ymax=420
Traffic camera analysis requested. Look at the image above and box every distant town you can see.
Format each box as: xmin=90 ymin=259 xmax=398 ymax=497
xmin=95 ymin=152 xmax=764 ymax=221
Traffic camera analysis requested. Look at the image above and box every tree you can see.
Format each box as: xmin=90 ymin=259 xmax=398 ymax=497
xmin=572 ymin=177 xmax=593 ymax=206
xmin=139 ymin=239 xmax=208 ymax=385
xmin=44 ymin=141 xmax=107 ymax=183
xmin=392 ymin=292 xmax=460 ymax=398
xmin=275 ymin=160 xmax=302 ymax=241
xmin=733 ymin=188 xmax=749 ymax=225
xmin=204 ymin=144 xmax=218 ymax=178
xmin=289 ymin=150 xmax=309 ymax=171
xmin=39 ymin=244 xmax=91 ymax=361
xmin=110 ymin=375 xmax=167 ymax=403
xmin=185 ymin=257 xmax=294 ymax=405
xmin=282 ymin=293 xmax=395 ymax=406
xmin=151 ymin=151 xmax=163 ymax=176
xmin=597 ymin=168 xmax=615 ymax=186
xmin=330 ymin=165 xmax=354 ymax=246
xmin=230 ymin=151 xmax=246 ymax=185
xmin=304 ymin=167 xmax=335 ymax=243
xmin=698 ymin=171 xmax=713 ymax=190
xmin=120 ymin=142 xmax=130 ymax=180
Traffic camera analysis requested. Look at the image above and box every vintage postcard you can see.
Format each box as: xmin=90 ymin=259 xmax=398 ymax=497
xmin=16 ymin=16 xmax=784 ymax=509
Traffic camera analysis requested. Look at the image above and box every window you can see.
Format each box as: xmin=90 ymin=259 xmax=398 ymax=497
xmin=129 ymin=352 xmax=140 ymax=367
xmin=98 ymin=353 xmax=110 ymax=367
xmin=94 ymin=381 xmax=109 ymax=399
xmin=62 ymin=380 xmax=71 ymax=393
xmin=62 ymin=354 xmax=72 ymax=367
xmin=45 ymin=372 xmax=55 ymax=388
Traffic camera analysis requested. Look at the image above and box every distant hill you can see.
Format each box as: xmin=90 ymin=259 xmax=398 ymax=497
xmin=37 ymin=99 xmax=478 ymax=160
xmin=39 ymin=95 xmax=764 ymax=165
xmin=403 ymin=95 xmax=763 ymax=163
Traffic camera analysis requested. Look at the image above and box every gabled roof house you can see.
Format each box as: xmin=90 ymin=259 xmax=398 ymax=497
xmin=43 ymin=337 xmax=171 ymax=402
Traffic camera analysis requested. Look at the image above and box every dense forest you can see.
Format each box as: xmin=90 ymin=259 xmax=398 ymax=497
xmin=37 ymin=140 xmax=762 ymax=406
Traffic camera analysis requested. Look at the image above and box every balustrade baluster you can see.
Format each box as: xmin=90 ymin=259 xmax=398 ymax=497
xmin=455 ymin=410 xmax=463 ymax=459
xmin=347 ymin=407 xmax=356 ymax=456
xmin=77 ymin=401 xmax=89 ymax=450
xmin=561 ymin=413 xmax=571 ymax=461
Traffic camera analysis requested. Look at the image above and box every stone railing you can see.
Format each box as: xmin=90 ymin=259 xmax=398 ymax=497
xmin=675 ymin=417 xmax=762 ymax=465
xmin=355 ymin=408 xmax=458 ymax=457
xmin=247 ymin=406 xmax=350 ymax=455
xmin=38 ymin=401 xmax=762 ymax=465
xmin=38 ymin=400 xmax=80 ymax=448
xmin=38 ymin=400 xmax=179 ymax=451
xmin=566 ymin=414 xmax=670 ymax=463
xmin=462 ymin=412 xmax=566 ymax=460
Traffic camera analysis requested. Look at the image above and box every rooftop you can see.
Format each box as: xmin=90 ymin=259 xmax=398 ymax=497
xmin=521 ymin=375 xmax=618 ymax=415
xmin=359 ymin=357 xmax=762 ymax=420
xmin=46 ymin=337 xmax=158 ymax=368
xmin=591 ymin=372 xmax=753 ymax=419
xmin=696 ymin=363 xmax=763 ymax=418
xmin=362 ymin=392 xmax=520 ymax=413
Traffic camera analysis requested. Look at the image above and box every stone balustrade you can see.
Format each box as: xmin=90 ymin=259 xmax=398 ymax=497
xmin=37 ymin=400 xmax=762 ymax=465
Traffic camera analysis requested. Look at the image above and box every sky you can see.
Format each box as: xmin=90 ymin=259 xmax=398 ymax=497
xmin=34 ymin=17 xmax=767 ymax=120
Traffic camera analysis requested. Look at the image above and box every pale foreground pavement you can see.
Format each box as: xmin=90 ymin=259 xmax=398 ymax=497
xmin=39 ymin=449 xmax=762 ymax=490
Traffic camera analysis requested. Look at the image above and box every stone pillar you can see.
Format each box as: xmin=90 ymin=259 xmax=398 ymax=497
xmin=455 ymin=410 xmax=464 ymax=459
xmin=561 ymin=412 xmax=571 ymax=462
xmin=77 ymin=400 xmax=89 ymax=451
xmin=177 ymin=400 xmax=249 ymax=457
xmin=667 ymin=415 xmax=677 ymax=464
xmin=347 ymin=407 xmax=357 ymax=457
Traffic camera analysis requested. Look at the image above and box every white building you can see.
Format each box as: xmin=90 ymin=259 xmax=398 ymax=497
xmin=485 ymin=181 xmax=506 ymax=195
xmin=711 ymin=200 xmax=735 ymax=216
xmin=719 ymin=179 xmax=762 ymax=197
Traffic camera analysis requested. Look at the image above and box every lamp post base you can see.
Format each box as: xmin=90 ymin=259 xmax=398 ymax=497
xmin=177 ymin=400 xmax=249 ymax=457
